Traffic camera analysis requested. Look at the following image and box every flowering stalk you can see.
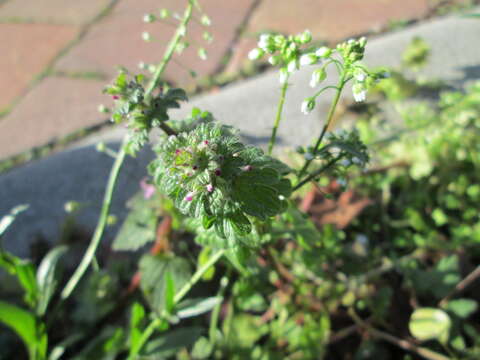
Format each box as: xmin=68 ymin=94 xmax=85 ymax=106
xmin=60 ymin=0 xmax=195 ymax=301
xmin=296 ymin=71 xmax=347 ymax=183
xmin=268 ymin=79 xmax=289 ymax=155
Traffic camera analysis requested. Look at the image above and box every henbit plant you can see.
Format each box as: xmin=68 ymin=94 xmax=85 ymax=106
xmin=0 ymin=1 xmax=389 ymax=359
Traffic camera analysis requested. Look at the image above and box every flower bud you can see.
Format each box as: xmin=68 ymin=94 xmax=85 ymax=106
xmin=287 ymin=59 xmax=298 ymax=73
xmin=310 ymin=68 xmax=327 ymax=87
xmin=268 ymin=55 xmax=281 ymax=66
xmin=159 ymin=8 xmax=170 ymax=19
xmin=300 ymin=53 xmax=318 ymax=66
xmin=279 ymin=68 xmax=288 ymax=84
xmin=143 ymin=13 xmax=155 ymax=23
xmin=248 ymin=48 xmax=264 ymax=61
xmin=354 ymin=68 xmax=367 ymax=82
xmin=206 ymin=184 xmax=214 ymax=193
xmin=184 ymin=192 xmax=195 ymax=202
xmin=301 ymin=97 xmax=315 ymax=115
xmin=315 ymin=46 xmax=332 ymax=58
xmin=64 ymin=201 xmax=81 ymax=213
xmin=142 ymin=31 xmax=152 ymax=42
xmin=299 ymin=29 xmax=312 ymax=44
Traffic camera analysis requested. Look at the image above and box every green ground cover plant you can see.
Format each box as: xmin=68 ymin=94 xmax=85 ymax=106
xmin=1 ymin=1 xmax=479 ymax=359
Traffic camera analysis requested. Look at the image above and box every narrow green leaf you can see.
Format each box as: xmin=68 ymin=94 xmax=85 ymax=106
xmin=36 ymin=245 xmax=68 ymax=316
xmin=129 ymin=302 xmax=145 ymax=353
xmin=0 ymin=301 xmax=47 ymax=359
xmin=177 ymin=297 xmax=222 ymax=319
xmin=164 ymin=271 xmax=175 ymax=313
xmin=0 ymin=204 xmax=29 ymax=237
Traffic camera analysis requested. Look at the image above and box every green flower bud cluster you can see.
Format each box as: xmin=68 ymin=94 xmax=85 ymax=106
xmin=148 ymin=121 xmax=292 ymax=245
xmin=104 ymin=72 xmax=187 ymax=154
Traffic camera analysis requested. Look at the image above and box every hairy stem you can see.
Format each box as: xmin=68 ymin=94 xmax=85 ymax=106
xmin=128 ymin=249 xmax=225 ymax=360
xmin=61 ymin=137 xmax=127 ymax=300
xmin=268 ymin=79 xmax=289 ymax=155
xmin=60 ymin=0 xmax=194 ymax=301
xmin=209 ymin=274 xmax=230 ymax=346
xmin=297 ymin=73 xmax=347 ymax=181
xmin=293 ymin=157 xmax=340 ymax=192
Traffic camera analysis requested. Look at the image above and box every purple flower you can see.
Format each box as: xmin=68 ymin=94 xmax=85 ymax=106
xmin=112 ymin=95 xmax=120 ymax=100
xmin=184 ymin=192 xmax=195 ymax=202
xmin=214 ymin=168 xmax=222 ymax=176
xmin=206 ymin=184 xmax=214 ymax=192
xmin=140 ymin=178 xmax=155 ymax=199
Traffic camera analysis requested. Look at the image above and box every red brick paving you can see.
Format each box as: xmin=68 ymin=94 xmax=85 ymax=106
xmin=55 ymin=0 xmax=256 ymax=86
xmin=0 ymin=0 xmax=112 ymax=25
xmin=0 ymin=23 xmax=79 ymax=111
xmin=244 ymin=0 xmax=431 ymax=42
xmin=0 ymin=77 xmax=106 ymax=159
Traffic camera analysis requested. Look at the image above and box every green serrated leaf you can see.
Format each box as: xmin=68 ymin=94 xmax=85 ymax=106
xmin=229 ymin=211 xmax=252 ymax=236
xmin=112 ymin=193 xmax=157 ymax=251
xmin=139 ymin=255 xmax=191 ymax=314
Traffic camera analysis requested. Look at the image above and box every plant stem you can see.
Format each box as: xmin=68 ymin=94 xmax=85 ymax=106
xmin=61 ymin=138 xmax=127 ymax=300
xmin=297 ymin=73 xmax=347 ymax=181
xmin=209 ymin=274 xmax=230 ymax=346
xmin=348 ymin=308 xmax=449 ymax=360
xmin=145 ymin=2 xmax=193 ymax=97
xmin=293 ymin=157 xmax=340 ymax=192
xmin=439 ymin=264 xmax=480 ymax=307
xmin=268 ymin=79 xmax=289 ymax=155
xmin=128 ymin=248 xmax=225 ymax=360
xmin=60 ymin=1 xmax=194 ymax=301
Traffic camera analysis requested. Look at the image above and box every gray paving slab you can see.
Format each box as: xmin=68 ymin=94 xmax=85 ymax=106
xmin=1 ymin=11 xmax=480 ymax=258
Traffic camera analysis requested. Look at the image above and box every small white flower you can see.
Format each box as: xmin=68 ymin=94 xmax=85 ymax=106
xmin=258 ymin=34 xmax=271 ymax=50
xmin=279 ymin=68 xmax=288 ymax=84
xmin=287 ymin=59 xmax=298 ymax=73
xmin=248 ymin=48 xmax=263 ymax=60
xmin=315 ymin=46 xmax=331 ymax=58
xmin=300 ymin=53 xmax=317 ymax=66
xmin=352 ymin=83 xmax=367 ymax=102
xmin=355 ymin=71 xmax=367 ymax=82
